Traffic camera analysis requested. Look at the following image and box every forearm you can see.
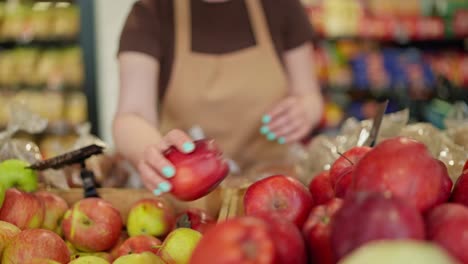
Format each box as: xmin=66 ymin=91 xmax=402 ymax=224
xmin=113 ymin=113 xmax=162 ymax=167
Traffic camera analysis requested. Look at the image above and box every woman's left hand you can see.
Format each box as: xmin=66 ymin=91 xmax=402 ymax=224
xmin=261 ymin=95 xmax=322 ymax=144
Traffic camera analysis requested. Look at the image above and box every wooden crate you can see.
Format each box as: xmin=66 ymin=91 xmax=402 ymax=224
xmin=45 ymin=187 xmax=232 ymax=224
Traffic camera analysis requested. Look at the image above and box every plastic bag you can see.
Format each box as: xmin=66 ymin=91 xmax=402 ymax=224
xmin=0 ymin=102 xmax=46 ymax=164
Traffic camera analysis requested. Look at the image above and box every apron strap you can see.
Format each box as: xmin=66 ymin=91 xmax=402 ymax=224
xmin=174 ymin=0 xmax=274 ymax=55
xmin=245 ymin=0 xmax=275 ymax=50
xmin=174 ymin=0 xmax=191 ymax=55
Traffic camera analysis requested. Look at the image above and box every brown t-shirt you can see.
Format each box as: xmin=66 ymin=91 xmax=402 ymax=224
xmin=118 ymin=0 xmax=314 ymax=100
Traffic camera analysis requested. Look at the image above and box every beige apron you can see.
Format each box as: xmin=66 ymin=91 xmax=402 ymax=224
xmin=160 ymin=0 xmax=290 ymax=172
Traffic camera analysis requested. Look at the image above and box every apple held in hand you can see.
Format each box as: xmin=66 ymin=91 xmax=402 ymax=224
xmin=329 ymin=147 xmax=372 ymax=198
xmin=0 ymin=159 xmax=38 ymax=193
xmin=190 ymin=217 xmax=277 ymax=264
xmin=113 ymin=252 xmax=166 ymax=264
xmin=34 ymin=191 xmax=69 ymax=235
xmin=331 ymin=191 xmax=425 ymax=261
xmin=176 ymin=208 xmax=216 ymax=234
xmin=303 ymin=198 xmax=343 ymax=264
xmin=0 ymin=188 xmax=45 ymax=229
xmin=339 ymin=240 xmax=460 ymax=264
xmin=426 ymin=204 xmax=468 ymax=264
xmin=115 ymin=235 xmax=161 ymax=258
xmin=244 ymin=175 xmax=314 ymax=228
xmin=127 ymin=198 xmax=175 ymax=238
xmin=308 ymin=170 xmax=335 ymax=206
xmin=62 ymin=198 xmax=123 ymax=252
xmin=2 ymin=229 xmax=70 ymax=264
xmin=0 ymin=220 xmax=20 ymax=258
xmin=163 ymin=139 xmax=229 ymax=201
xmin=353 ymin=137 xmax=453 ymax=212
xmin=158 ymin=227 xmax=202 ymax=264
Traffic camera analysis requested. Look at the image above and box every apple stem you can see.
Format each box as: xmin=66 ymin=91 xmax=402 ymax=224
xmin=337 ymin=152 xmax=354 ymax=166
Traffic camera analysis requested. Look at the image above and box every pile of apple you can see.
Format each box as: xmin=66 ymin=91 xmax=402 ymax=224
xmin=189 ymin=136 xmax=468 ymax=264
xmin=0 ymin=136 xmax=468 ymax=263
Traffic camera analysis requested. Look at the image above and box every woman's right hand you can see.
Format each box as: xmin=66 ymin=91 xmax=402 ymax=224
xmin=137 ymin=129 xmax=195 ymax=196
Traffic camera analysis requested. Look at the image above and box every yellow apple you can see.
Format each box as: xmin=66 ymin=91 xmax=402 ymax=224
xmin=158 ymin=228 xmax=202 ymax=264
xmin=113 ymin=252 xmax=165 ymax=264
xmin=68 ymin=256 xmax=110 ymax=264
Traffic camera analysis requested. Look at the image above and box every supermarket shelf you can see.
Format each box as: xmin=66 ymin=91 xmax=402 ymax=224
xmin=0 ymin=39 xmax=79 ymax=49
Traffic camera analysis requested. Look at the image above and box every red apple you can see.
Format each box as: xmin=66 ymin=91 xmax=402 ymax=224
xmin=331 ymin=191 xmax=425 ymax=261
xmin=0 ymin=188 xmax=45 ymax=230
xmin=253 ymin=213 xmax=307 ymax=264
xmin=450 ymin=169 xmax=468 ymax=206
xmin=34 ymin=191 xmax=69 ymax=234
xmin=353 ymin=137 xmax=453 ymax=212
xmin=464 ymin=159 xmax=468 ymax=172
xmin=126 ymin=198 xmax=176 ymax=238
xmin=302 ymin=198 xmax=343 ymax=264
xmin=115 ymin=235 xmax=161 ymax=258
xmin=62 ymin=198 xmax=123 ymax=252
xmin=190 ymin=216 xmax=276 ymax=264
xmin=244 ymin=175 xmax=314 ymax=228
xmin=176 ymin=208 xmax=216 ymax=234
xmin=308 ymin=171 xmax=335 ymax=205
xmin=329 ymin=147 xmax=372 ymax=198
xmin=109 ymin=231 xmax=130 ymax=261
xmin=0 ymin=220 xmax=20 ymax=259
xmin=2 ymin=229 xmax=70 ymax=264
xmin=164 ymin=139 xmax=230 ymax=201
xmin=426 ymin=203 xmax=468 ymax=264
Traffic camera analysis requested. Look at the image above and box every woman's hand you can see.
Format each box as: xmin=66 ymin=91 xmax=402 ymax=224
xmin=137 ymin=129 xmax=195 ymax=195
xmin=260 ymin=95 xmax=322 ymax=144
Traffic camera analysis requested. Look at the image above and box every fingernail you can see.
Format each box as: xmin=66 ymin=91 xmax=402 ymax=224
xmin=278 ymin=137 xmax=286 ymax=144
xmin=267 ymin=132 xmax=276 ymax=141
xmin=260 ymin=126 xmax=269 ymax=135
xmin=153 ymin=189 xmax=162 ymax=196
xmin=158 ymin=182 xmax=172 ymax=193
xmin=262 ymin=115 xmax=271 ymax=124
xmin=162 ymin=166 xmax=175 ymax=178
xmin=182 ymin=142 xmax=195 ymax=153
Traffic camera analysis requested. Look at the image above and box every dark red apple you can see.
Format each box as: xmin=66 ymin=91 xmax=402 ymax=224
xmin=464 ymin=159 xmax=468 ymax=172
xmin=331 ymin=191 xmax=425 ymax=261
xmin=62 ymin=198 xmax=123 ymax=252
xmin=164 ymin=139 xmax=230 ymax=201
xmin=329 ymin=146 xmax=372 ymax=198
xmin=115 ymin=235 xmax=161 ymax=258
xmin=2 ymin=229 xmax=70 ymax=264
xmin=450 ymin=167 xmax=468 ymax=206
xmin=0 ymin=188 xmax=45 ymax=230
xmin=190 ymin=216 xmax=276 ymax=264
xmin=426 ymin=203 xmax=468 ymax=264
xmin=353 ymin=137 xmax=453 ymax=212
xmin=176 ymin=208 xmax=216 ymax=234
xmin=302 ymin=198 xmax=343 ymax=264
xmin=253 ymin=213 xmax=307 ymax=264
xmin=308 ymin=171 xmax=335 ymax=206
xmin=244 ymin=175 xmax=314 ymax=228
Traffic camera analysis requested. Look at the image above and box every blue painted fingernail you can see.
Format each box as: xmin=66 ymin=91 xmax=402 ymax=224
xmin=153 ymin=189 xmax=162 ymax=196
xmin=158 ymin=182 xmax=172 ymax=193
xmin=260 ymin=126 xmax=269 ymax=135
xmin=267 ymin=132 xmax=276 ymax=141
xmin=162 ymin=166 xmax=175 ymax=178
xmin=262 ymin=115 xmax=271 ymax=124
xmin=182 ymin=142 xmax=195 ymax=153
xmin=278 ymin=137 xmax=286 ymax=144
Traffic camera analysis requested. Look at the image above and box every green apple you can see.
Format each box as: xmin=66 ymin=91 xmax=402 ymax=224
xmin=127 ymin=198 xmax=175 ymax=238
xmin=339 ymin=240 xmax=460 ymax=264
xmin=68 ymin=256 xmax=110 ymax=264
xmin=0 ymin=159 xmax=38 ymax=192
xmin=0 ymin=220 xmax=20 ymax=259
xmin=113 ymin=252 xmax=165 ymax=264
xmin=71 ymin=252 xmax=112 ymax=262
xmin=158 ymin=228 xmax=202 ymax=264
xmin=0 ymin=183 xmax=5 ymax=208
